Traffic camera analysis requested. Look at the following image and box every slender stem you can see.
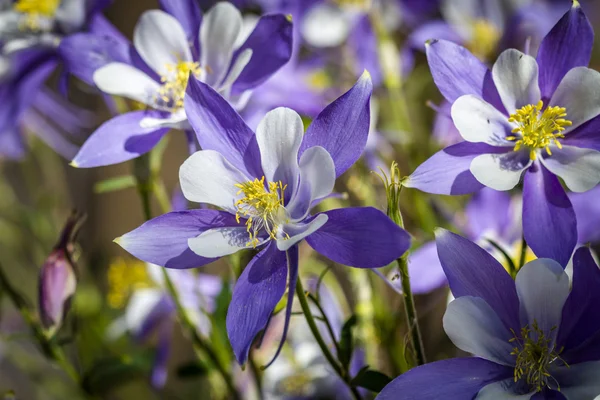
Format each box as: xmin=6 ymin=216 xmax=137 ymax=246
xmin=306 ymin=293 xmax=342 ymax=356
xmin=294 ymin=277 xmax=362 ymax=400
xmin=395 ymin=255 xmax=426 ymax=366
xmin=517 ymin=234 xmax=528 ymax=272
xmin=248 ymin=353 xmax=264 ymax=400
xmin=0 ymin=263 xmax=80 ymax=384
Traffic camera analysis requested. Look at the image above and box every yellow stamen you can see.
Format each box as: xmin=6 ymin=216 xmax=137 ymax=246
xmin=507 ymin=100 xmax=572 ymax=160
xmin=234 ymin=177 xmax=287 ymax=248
xmin=106 ymin=258 xmax=153 ymax=309
xmin=14 ymin=0 xmax=60 ymax=16
xmin=467 ymin=19 xmax=501 ymax=61
xmin=509 ymin=321 xmax=568 ymax=392
xmin=156 ymin=61 xmax=201 ymax=110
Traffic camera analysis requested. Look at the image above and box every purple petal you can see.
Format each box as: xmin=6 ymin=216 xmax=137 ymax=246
xmin=299 ymin=72 xmax=373 ymax=177
xmin=231 ymin=14 xmax=293 ymax=93
xmin=536 ymin=2 xmax=593 ymax=101
xmin=150 ymin=319 xmax=173 ymax=388
xmin=406 ymin=241 xmax=447 ymax=294
xmin=563 ymin=115 xmax=600 ymax=153
xmin=184 ymin=78 xmax=262 ymax=177
xmin=226 ymin=242 xmax=287 ymax=365
xmin=116 ymin=210 xmax=239 ymax=269
xmin=348 ymin=16 xmax=382 ymax=86
xmin=159 ymin=0 xmax=202 ymax=46
xmin=569 ymin=186 xmax=600 ymax=244
xmin=425 ymin=39 xmax=504 ymax=111
xmin=306 ymin=207 xmax=411 ymax=269
xmin=522 ymin=162 xmax=577 ymax=267
xmin=0 ymin=127 xmax=26 ymax=159
xmin=559 ymin=247 xmax=600 ymax=363
xmin=406 ymin=20 xmax=463 ymax=51
xmin=88 ymin=14 xmax=128 ymax=42
xmin=435 ymin=229 xmax=520 ymax=333
xmin=465 ymin=188 xmax=514 ymax=241
xmin=71 ymin=111 xmax=169 ymax=168
xmin=59 ymin=33 xmax=132 ymax=87
xmin=404 ymin=142 xmax=506 ymax=195
xmin=376 ymin=358 xmax=511 ymax=400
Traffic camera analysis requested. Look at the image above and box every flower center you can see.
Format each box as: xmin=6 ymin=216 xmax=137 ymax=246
xmin=14 ymin=0 xmax=60 ymax=31
xmin=507 ymin=100 xmax=572 ymax=161
xmin=234 ymin=177 xmax=287 ymax=248
xmin=107 ymin=258 xmax=154 ymax=309
xmin=155 ymin=61 xmax=202 ymax=110
xmin=467 ymin=19 xmax=501 ymax=60
xmin=510 ymin=321 xmax=567 ymax=392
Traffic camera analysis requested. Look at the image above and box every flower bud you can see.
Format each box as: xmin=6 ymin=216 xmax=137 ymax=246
xmin=38 ymin=212 xmax=84 ymax=335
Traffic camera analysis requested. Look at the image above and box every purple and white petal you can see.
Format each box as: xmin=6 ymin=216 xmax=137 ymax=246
xmin=227 ymin=242 xmax=287 ymax=365
xmin=299 ymin=72 xmax=373 ymax=178
xmin=179 ymin=150 xmax=250 ymax=212
xmin=158 ymin=0 xmax=202 ymax=44
xmin=200 ymin=2 xmax=243 ymax=87
xmin=404 ymin=142 xmax=502 ymax=195
xmin=188 ymin=226 xmax=252 ymax=258
xmin=444 ymin=297 xmax=515 ymax=366
xmin=435 ymin=229 xmax=521 ymax=333
xmin=376 ymin=358 xmax=512 ymax=400
xmin=277 ymin=214 xmax=329 ymax=252
xmin=93 ymin=63 xmax=159 ymax=105
xmin=536 ymin=2 xmax=593 ymax=101
xmin=492 ymin=49 xmax=541 ymax=114
xmin=140 ymin=109 xmax=188 ymax=130
xmin=71 ymin=111 xmax=169 ymax=168
xmin=540 ymin=145 xmax=600 ymax=193
xmin=406 ymin=241 xmax=447 ymax=294
xmin=522 ymin=163 xmax=577 ymax=267
xmin=306 ymin=207 xmax=410 ymax=269
xmin=563 ymin=116 xmax=600 ymax=153
xmin=256 ymin=107 xmax=303 ymax=191
xmin=551 ymin=361 xmax=600 ymax=399
xmin=451 ymin=95 xmax=514 ymax=146
xmin=515 ymin=258 xmax=569 ymax=338
xmin=116 ymin=210 xmax=239 ymax=269
xmin=133 ymin=10 xmax=192 ymax=76
xmin=476 ymin=379 xmax=534 ymax=399
xmin=218 ymin=48 xmax=252 ymax=93
xmin=470 ymin=150 xmax=531 ymax=191
xmin=549 ymin=67 xmax=600 ymax=133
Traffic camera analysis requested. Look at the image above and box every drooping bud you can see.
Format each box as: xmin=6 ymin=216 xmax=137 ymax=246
xmin=38 ymin=212 xmax=85 ymax=335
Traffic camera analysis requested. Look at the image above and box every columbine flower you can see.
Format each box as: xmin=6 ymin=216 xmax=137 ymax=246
xmin=378 ymin=230 xmax=600 ymax=399
xmin=114 ymin=72 xmax=410 ymax=366
xmin=107 ymin=259 xmax=221 ymax=388
xmin=67 ymin=1 xmax=293 ymax=168
xmin=38 ymin=212 xmax=84 ymax=335
xmin=404 ymin=2 xmax=600 ymax=267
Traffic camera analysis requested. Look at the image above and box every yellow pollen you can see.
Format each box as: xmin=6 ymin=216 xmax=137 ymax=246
xmin=106 ymin=258 xmax=154 ymax=309
xmin=509 ymin=321 xmax=568 ymax=392
xmin=14 ymin=0 xmax=60 ymax=16
xmin=234 ymin=177 xmax=287 ymax=248
xmin=467 ymin=19 xmax=501 ymax=60
xmin=157 ymin=61 xmax=201 ymax=110
xmin=332 ymin=0 xmax=371 ymax=10
xmin=507 ymin=100 xmax=572 ymax=161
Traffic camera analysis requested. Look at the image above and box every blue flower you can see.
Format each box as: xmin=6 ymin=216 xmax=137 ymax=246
xmin=405 ymin=2 xmax=600 ymax=267
xmin=67 ymin=1 xmax=294 ymax=168
xmin=115 ymin=72 xmax=410 ymax=366
xmin=378 ymin=230 xmax=600 ymax=399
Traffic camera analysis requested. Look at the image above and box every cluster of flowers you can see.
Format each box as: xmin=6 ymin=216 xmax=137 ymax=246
xmin=2 ymin=0 xmax=600 ymax=399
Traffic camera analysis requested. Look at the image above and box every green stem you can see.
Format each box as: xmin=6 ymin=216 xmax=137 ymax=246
xmin=294 ymin=275 xmax=362 ymax=400
xmin=517 ymin=235 xmax=528 ymax=272
xmin=0 ymin=264 xmax=80 ymax=384
xmin=306 ymin=293 xmax=342 ymax=356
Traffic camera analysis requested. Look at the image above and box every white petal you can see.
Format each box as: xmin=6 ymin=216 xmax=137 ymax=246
xmin=443 ymin=297 xmax=515 ymax=366
xmin=179 ymin=150 xmax=250 ymax=212
xmin=134 ymin=10 xmax=192 ymax=77
xmin=124 ymin=288 xmax=164 ymax=333
xmin=550 ymin=67 xmax=600 ymax=133
xmin=492 ymin=49 xmax=541 ymax=114
xmin=541 ymin=145 xmax=600 ymax=192
xmin=93 ymin=63 xmax=159 ymax=105
xmin=55 ymin=0 xmax=86 ymax=32
xmin=256 ymin=108 xmax=303 ymax=190
xmin=301 ymin=3 xmax=351 ymax=48
xmin=553 ymin=361 xmax=600 ymax=400
xmin=200 ymin=2 xmax=243 ymax=87
xmin=235 ymin=14 xmax=259 ymax=49
xmin=470 ymin=151 xmax=531 ymax=191
xmin=451 ymin=95 xmax=514 ymax=146
xmin=140 ymin=109 xmax=189 ymax=130
xmin=218 ymin=48 xmax=252 ymax=93
xmin=277 ymin=214 xmax=329 ymax=251
xmin=286 ymin=146 xmax=336 ymax=219
xmin=476 ymin=379 xmax=534 ymax=399
xmin=188 ymin=227 xmax=251 ymax=258
xmin=515 ymin=259 xmax=569 ymax=340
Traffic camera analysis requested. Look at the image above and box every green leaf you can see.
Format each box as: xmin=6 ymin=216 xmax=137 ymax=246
xmin=82 ymin=356 xmax=146 ymax=395
xmin=338 ymin=315 xmax=357 ymax=369
xmin=93 ymin=176 xmax=136 ymax=194
xmin=176 ymin=361 xmax=209 ymax=379
xmin=350 ymin=369 xmax=393 ymax=393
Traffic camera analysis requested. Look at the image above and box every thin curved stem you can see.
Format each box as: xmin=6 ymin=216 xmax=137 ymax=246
xmin=294 ymin=275 xmax=362 ymax=400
